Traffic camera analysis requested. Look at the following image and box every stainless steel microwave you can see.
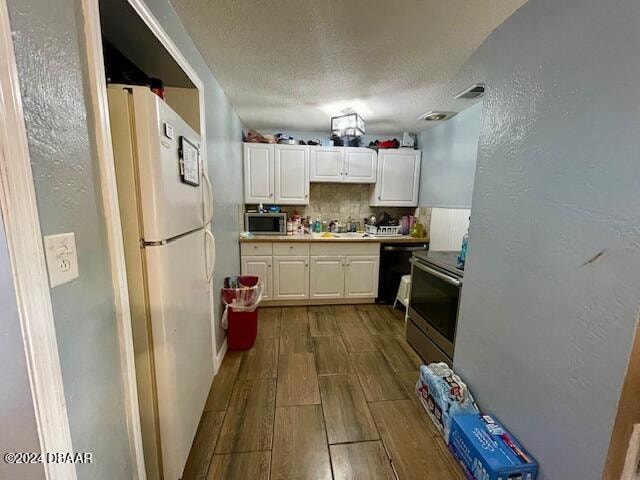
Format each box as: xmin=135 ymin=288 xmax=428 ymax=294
xmin=245 ymin=212 xmax=287 ymax=235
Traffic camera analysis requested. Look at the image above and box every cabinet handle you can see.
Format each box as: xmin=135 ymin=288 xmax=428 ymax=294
xmin=378 ymin=196 xmax=381 ymax=200
xmin=305 ymin=194 xmax=308 ymax=198
xmin=345 ymin=172 xmax=348 ymax=175
xmin=270 ymin=193 xmax=273 ymax=197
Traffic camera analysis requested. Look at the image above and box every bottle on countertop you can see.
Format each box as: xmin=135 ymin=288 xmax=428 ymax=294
xmin=410 ymin=221 xmax=425 ymax=238
xmin=258 ymin=202 xmax=264 ymax=213
xmin=286 ymin=218 xmax=293 ymax=236
xmin=457 ymin=223 xmax=469 ymax=268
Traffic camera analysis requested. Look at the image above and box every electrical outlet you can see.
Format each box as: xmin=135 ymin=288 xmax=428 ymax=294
xmin=43 ymin=232 xmax=79 ymax=288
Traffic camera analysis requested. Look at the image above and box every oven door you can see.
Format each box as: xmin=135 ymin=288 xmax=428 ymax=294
xmin=408 ymin=258 xmax=461 ymax=358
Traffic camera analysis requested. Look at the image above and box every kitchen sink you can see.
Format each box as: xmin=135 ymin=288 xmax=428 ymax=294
xmin=310 ymin=232 xmax=367 ymax=239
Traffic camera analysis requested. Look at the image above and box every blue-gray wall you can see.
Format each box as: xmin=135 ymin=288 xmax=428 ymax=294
xmin=454 ymin=1 xmax=640 ymax=479
xmin=0 ymin=222 xmax=44 ymax=480
xmin=145 ymin=0 xmax=245 ymax=353
xmin=417 ymin=101 xmax=482 ymax=208
xmin=7 ymin=1 xmax=133 ymax=478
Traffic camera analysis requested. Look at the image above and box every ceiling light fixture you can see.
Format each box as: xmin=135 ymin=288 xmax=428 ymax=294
xmin=418 ymin=111 xmax=457 ymax=122
xmin=331 ymin=111 xmax=365 ymax=137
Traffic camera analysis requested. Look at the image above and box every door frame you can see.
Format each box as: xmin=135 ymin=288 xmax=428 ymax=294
xmin=0 ymin=0 xmax=77 ymax=478
xmin=79 ymin=0 xmax=220 ymax=479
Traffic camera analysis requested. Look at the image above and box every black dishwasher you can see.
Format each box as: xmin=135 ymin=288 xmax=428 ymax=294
xmin=377 ymin=242 xmax=428 ymax=303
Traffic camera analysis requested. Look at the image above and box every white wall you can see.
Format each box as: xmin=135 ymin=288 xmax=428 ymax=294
xmin=453 ymin=1 xmax=640 ymax=478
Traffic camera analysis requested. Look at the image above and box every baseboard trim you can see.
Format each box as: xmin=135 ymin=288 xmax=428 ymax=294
xmin=260 ymin=298 xmax=375 ymax=307
xmin=215 ymin=338 xmax=228 ymax=374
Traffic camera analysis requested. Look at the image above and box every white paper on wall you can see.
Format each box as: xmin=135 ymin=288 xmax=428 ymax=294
xmin=429 ymin=207 xmax=471 ymax=251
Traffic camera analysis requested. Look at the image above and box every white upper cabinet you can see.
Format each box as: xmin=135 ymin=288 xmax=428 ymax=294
xmin=309 ymin=146 xmax=377 ymax=184
xmin=274 ymin=144 xmax=310 ymax=204
xmin=243 ymin=143 xmax=274 ymax=203
xmin=371 ymin=149 xmax=421 ymax=207
xmin=309 ymin=146 xmax=344 ymax=182
xmin=344 ymin=147 xmax=377 ymax=183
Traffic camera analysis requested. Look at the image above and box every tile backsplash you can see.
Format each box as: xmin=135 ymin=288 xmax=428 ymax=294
xmin=247 ymin=183 xmax=432 ymax=235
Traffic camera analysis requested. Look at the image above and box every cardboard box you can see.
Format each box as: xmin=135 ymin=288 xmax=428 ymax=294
xmin=449 ymin=414 xmax=538 ymax=480
xmin=416 ymin=363 xmax=479 ymax=442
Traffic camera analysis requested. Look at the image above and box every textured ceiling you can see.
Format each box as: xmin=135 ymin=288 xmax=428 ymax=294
xmin=170 ymin=0 xmax=527 ymax=133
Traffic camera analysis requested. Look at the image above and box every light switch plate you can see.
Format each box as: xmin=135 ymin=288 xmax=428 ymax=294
xmin=43 ymin=232 xmax=79 ymax=288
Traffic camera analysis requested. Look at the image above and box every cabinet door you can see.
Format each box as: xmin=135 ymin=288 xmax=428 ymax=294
xmin=243 ymin=143 xmax=274 ymax=203
xmin=241 ymin=255 xmax=272 ymax=300
xmin=344 ymin=147 xmax=377 ymax=183
xmin=274 ymin=144 xmax=310 ymax=204
xmin=344 ymin=255 xmax=379 ymax=298
xmin=371 ymin=150 xmax=421 ymax=206
xmin=310 ymin=147 xmax=344 ymax=182
xmin=273 ymin=255 xmax=309 ymax=299
xmin=309 ymin=256 xmax=345 ymax=299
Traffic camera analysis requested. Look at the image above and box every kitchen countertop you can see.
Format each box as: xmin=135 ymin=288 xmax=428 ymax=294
xmin=240 ymin=234 xmax=429 ymax=244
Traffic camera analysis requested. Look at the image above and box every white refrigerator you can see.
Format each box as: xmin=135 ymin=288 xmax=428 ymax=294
xmin=108 ymin=85 xmax=215 ymax=480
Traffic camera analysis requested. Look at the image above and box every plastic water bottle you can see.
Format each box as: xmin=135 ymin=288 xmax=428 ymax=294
xmin=457 ymin=231 xmax=468 ymax=268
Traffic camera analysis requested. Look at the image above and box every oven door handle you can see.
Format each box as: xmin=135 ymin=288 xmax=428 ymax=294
xmin=411 ymin=259 xmax=461 ymax=287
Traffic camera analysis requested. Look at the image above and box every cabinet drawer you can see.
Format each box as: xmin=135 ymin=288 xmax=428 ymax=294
xmin=310 ymin=242 xmax=379 ymax=256
xmin=241 ymin=242 xmax=273 ymax=256
xmin=273 ymin=242 xmax=310 ymax=256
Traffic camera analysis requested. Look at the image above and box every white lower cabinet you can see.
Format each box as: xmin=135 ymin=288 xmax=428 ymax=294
xmin=310 ymin=256 xmax=345 ymax=299
xmin=344 ymin=255 xmax=379 ymax=298
xmin=273 ymin=255 xmax=310 ymax=300
xmin=241 ymin=255 xmax=272 ymax=300
xmin=241 ymin=242 xmax=379 ymax=304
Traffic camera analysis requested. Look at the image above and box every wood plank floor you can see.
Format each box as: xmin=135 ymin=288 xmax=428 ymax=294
xmin=183 ymin=305 xmax=462 ymax=480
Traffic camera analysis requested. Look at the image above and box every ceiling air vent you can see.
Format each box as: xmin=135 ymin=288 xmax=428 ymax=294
xmin=455 ymin=83 xmax=485 ymax=99
xmin=418 ymin=111 xmax=457 ymax=122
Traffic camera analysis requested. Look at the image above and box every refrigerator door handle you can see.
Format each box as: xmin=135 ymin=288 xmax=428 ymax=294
xmin=204 ymin=229 xmax=215 ymax=283
xmin=202 ymin=169 xmax=214 ymax=226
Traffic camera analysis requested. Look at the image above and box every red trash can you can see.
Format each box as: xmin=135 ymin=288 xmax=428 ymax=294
xmin=222 ymin=276 xmax=263 ymax=350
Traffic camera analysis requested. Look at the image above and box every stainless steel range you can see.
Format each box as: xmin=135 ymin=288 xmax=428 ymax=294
xmin=407 ymin=251 xmax=463 ymax=366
